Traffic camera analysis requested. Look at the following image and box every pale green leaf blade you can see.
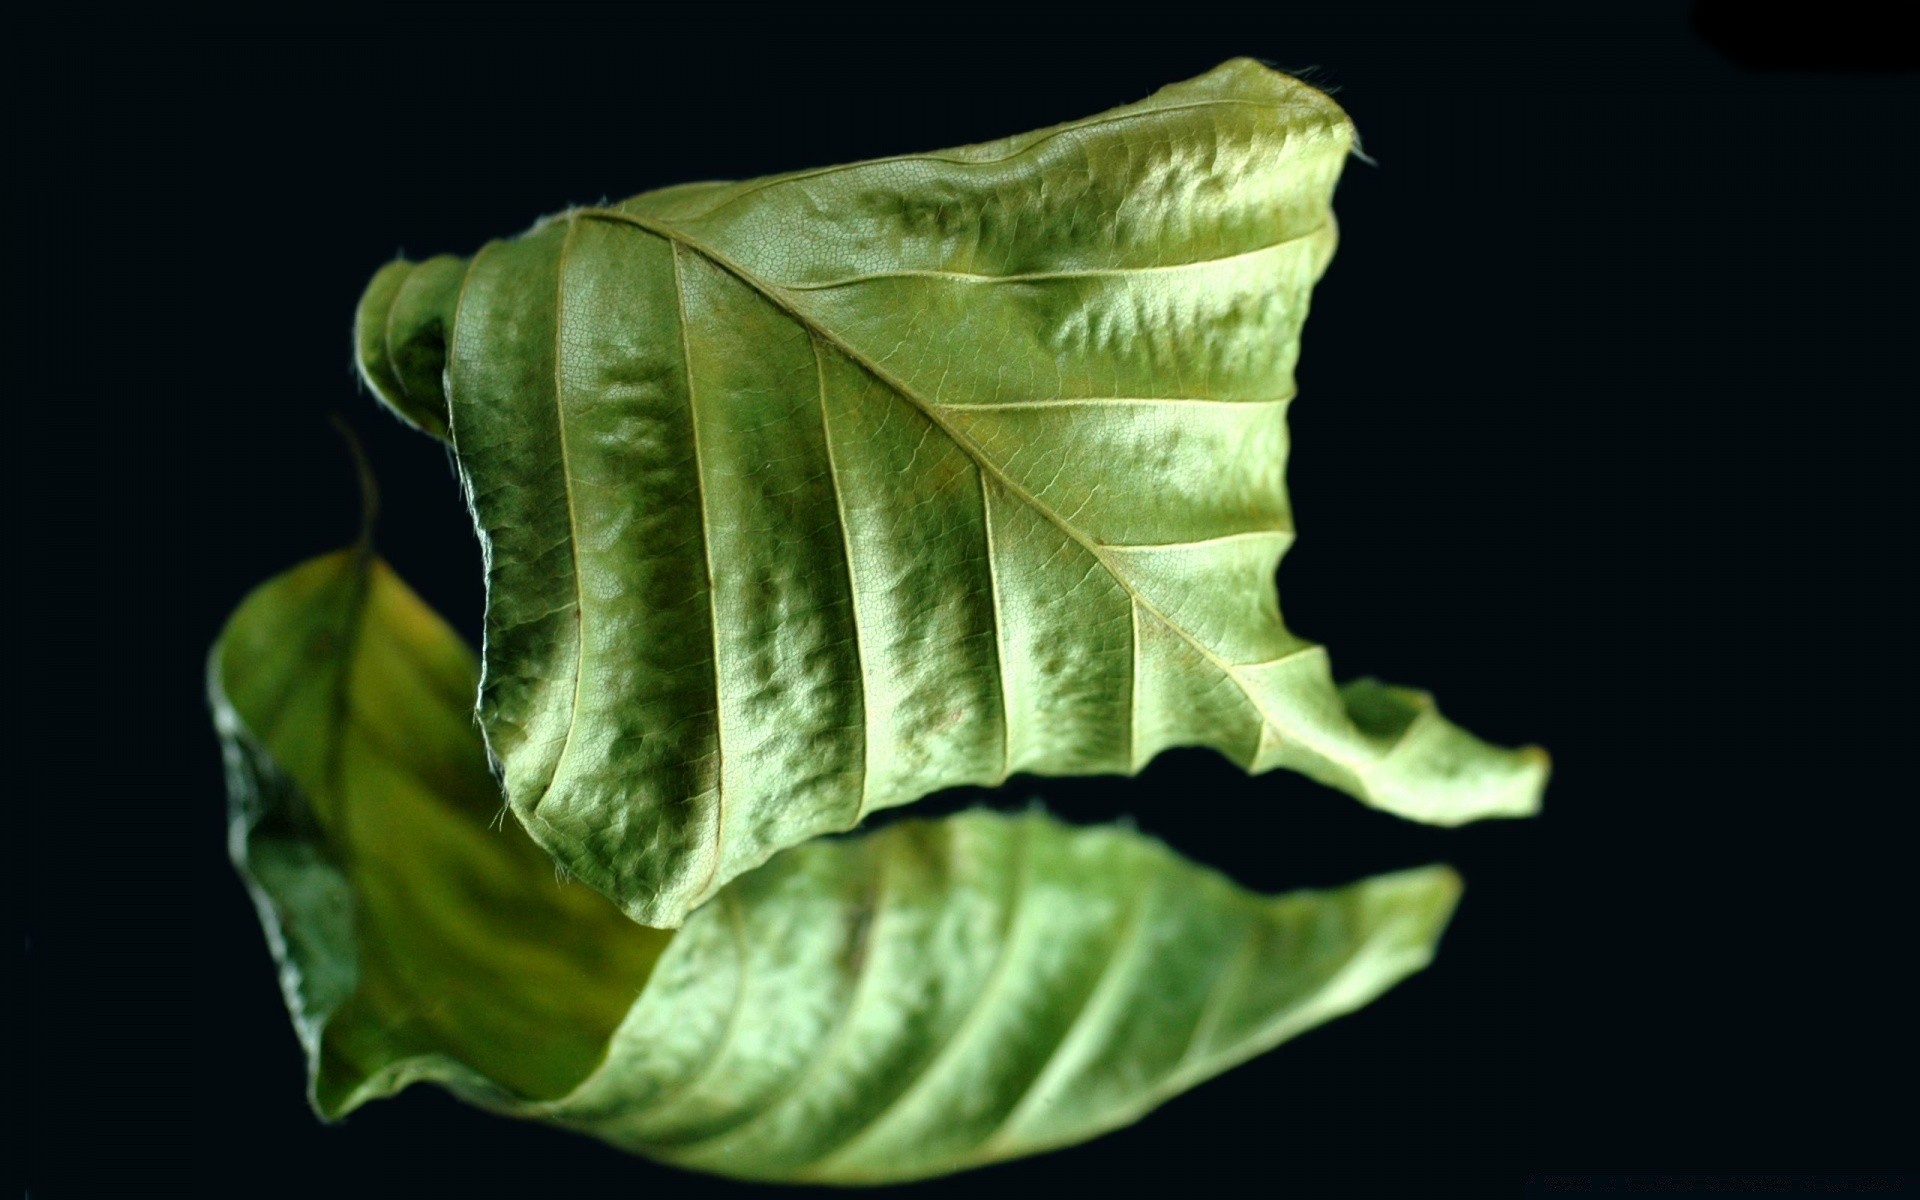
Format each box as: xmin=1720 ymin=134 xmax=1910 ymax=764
xmin=356 ymin=57 xmax=1546 ymax=927
xmin=213 ymin=551 xmax=1462 ymax=1184
xmin=568 ymin=813 xmax=1459 ymax=1185
xmin=209 ymin=548 xmax=673 ymax=1114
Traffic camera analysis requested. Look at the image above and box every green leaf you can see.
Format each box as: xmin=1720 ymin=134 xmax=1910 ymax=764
xmin=213 ymin=549 xmax=1463 ymax=1184
xmin=209 ymin=548 xmax=673 ymax=1112
xmin=356 ymin=58 xmax=1546 ymax=928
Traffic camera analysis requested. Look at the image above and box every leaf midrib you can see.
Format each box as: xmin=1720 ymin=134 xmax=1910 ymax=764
xmin=574 ymin=207 xmax=1297 ymax=751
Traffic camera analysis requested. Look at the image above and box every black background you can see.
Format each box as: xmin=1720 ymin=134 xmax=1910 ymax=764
xmin=35 ymin=3 xmax=1917 ymax=1196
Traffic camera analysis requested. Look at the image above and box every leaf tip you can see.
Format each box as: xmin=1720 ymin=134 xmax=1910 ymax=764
xmin=1350 ymin=862 xmax=1466 ymax=975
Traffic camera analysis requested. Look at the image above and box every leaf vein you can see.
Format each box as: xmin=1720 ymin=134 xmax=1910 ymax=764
xmin=532 ymin=221 xmax=591 ymax=814
xmin=629 ymin=892 xmax=751 ymax=1121
xmin=977 ymin=863 xmax=1159 ymax=1157
xmin=797 ymin=825 xmax=1034 ymax=1175
xmin=775 ymin=228 xmax=1323 ymax=290
xmin=979 ymin=473 xmax=1014 ymax=783
xmin=811 ymin=336 xmax=872 ymax=823
xmin=666 ymin=849 xmax=893 ymax=1157
xmin=668 ymin=241 xmax=728 ymax=903
xmin=934 ymin=395 xmax=1292 ymax=410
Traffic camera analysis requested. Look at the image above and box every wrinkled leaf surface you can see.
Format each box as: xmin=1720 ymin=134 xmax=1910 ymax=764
xmin=357 ymin=58 xmax=1546 ymax=926
xmin=213 ymin=549 xmax=1462 ymax=1183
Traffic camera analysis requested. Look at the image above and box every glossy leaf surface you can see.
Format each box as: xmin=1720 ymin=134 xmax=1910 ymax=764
xmin=357 ymin=58 xmax=1547 ymax=927
xmin=213 ymin=550 xmax=1463 ymax=1183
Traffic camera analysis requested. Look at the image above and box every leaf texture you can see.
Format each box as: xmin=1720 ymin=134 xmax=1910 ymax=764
xmin=213 ymin=549 xmax=1463 ymax=1184
xmin=357 ymin=57 xmax=1546 ymax=928
xmin=209 ymin=548 xmax=673 ymax=1111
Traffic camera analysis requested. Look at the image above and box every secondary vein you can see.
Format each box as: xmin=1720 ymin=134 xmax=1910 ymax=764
xmin=669 ymin=241 xmax=730 ymax=904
